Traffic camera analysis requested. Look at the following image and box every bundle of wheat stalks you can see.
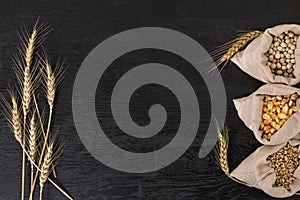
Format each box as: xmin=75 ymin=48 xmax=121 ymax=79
xmin=1 ymin=20 xmax=73 ymax=200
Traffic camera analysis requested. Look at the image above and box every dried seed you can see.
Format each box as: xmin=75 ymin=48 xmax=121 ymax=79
xmin=266 ymin=31 xmax=298 ymax=77
xmin=278 ymin=113 xmax=287 ymax=119
xmin=267 ymin=101 xmax=273 ymax=110
xmin=267 ymin=143 xmax=299 ymax=191
xmin=291 ymin=93 xmax=299 ymax=100
xmin=263 ymin=113 xmax=271 ymax=120
xmin=260 ymin=93 xmax=298 ymax=140
xmin=282 ymin=104 xmax=289 ymax=114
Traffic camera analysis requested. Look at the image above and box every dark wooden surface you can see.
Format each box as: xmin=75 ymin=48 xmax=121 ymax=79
xmin=0 ymin=0 xmax=300 ymax=199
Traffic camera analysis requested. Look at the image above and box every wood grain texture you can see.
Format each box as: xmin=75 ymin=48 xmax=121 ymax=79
xmin=0 ymin=0 xmax=300 ymax=199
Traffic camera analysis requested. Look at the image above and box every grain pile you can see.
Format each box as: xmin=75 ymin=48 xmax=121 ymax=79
xmin=265 ymin=31 xmax=298 ymax=77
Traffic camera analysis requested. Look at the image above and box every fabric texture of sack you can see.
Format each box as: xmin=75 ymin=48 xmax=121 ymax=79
xmin=233 ymin=84 xmax=300 ymax=145
xmin=231 ymin=139 xmax=300 ymax=198
xmin=231 ymin=24 xmax=300 ymax=85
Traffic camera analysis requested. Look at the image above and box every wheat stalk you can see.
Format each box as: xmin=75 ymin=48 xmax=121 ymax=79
xmin=209 ymin=30 xmax=262 ymax=72
xmin=21 ymin=26 xmax=36 ymax=200
xmin=30 ymin=55 xmax=65 ymax=199
xmin=2 ymin=128 xmax=72 ymax=200
xmin=41 ymin=52 xmax=65 ymax=177
xmin=0 ymin=19 xmax=73 ymax=200
xmin=10 ymin=91 xmax=26 ymax=200
xmin=12 ymin=133 xmax=72 ymax=200
xmin=15 ymin=20 xmax=51 ymax=200
xmin=214 ymin=125 xmax=247 ymax=185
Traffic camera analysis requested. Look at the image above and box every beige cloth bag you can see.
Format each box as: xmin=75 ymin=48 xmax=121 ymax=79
xmin=230 ymin=139 xmax=300 ymax=198
xmin=231 ymin=24 xmax=300 ymax=85
xmin=233 ymin=84 xmax=300 ymax=145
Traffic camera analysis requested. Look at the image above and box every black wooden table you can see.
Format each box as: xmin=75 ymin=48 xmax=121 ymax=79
xmin=0 ymin=0 xmax=299 ymax=199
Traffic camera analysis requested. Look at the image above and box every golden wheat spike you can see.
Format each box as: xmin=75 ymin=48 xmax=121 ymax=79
xmin=210 ymin=30 xmax=262 ymax=72
xmin=45 ymin=61 xmax=55 ymax=109
xmin=214 ymin=125 xmax=248 ymax=185
xmin=39 ymin=142 xmax=54 ymax=188
xmin=10 ymin=92 xmax=22 ymax=145
xmin=22 ymin=66 xmax=32 ymax=118
xmin=215 ymin=126 xmax=229 ymax=175
xmin=28 ymin=111 xmax=38 ymax=163
xmin=39 ymin=137 xmax=62 ymax=200
xmin=39 ymin=51 xmax=66 ymax=110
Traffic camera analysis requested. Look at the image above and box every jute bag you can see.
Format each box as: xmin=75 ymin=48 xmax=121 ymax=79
xmin=233 ymin=84 xmax=300 ymax=145
xmin=231 ymin=24 xmax=300 ymax=85
xmin=230 ymin=139 xmax=300 ymax=198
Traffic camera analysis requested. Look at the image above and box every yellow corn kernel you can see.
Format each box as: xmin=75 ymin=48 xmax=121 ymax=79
xmin=262 ymin=113 xmax=271 ymax=120
xmin=267 ymin=101 xmax=273 ymax=110
xmin=274 ymin=101 xmax=281 ymax=106
xmin=278 ymin=113 xmax=287 ymax=119
xmin=279 ymin=119 xmax=286 ymax=126
xmin=282 ymin=104 xmax=289 ymax=114
xmin=264 ymin=125 xmax=271 ymax=131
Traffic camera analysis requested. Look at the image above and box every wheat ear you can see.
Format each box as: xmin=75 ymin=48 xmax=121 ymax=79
xmin=19 ymin=21 xmax=38 ymax=200
xmin=28 ymin=110 xmax=40 ymax=189
xmin=214 ymin=126 xmax=247 ymax=185
xmin=40 ymin=52 xmax=65 ymax=177
xmin=209 ymin=30 xmax=262 ymax=72
xmin=28 ymin=111 xmax=38 ymax=164
xmin=15 ymin=137 xmax=72 ymax=200
xmin=39 ymin=139 xmax=62 ymax=200
xmin=0 ymin=91 xmax=22 ymax=145
xmin=39 ymin=142 xmax=53 ymax=200
xmin=10 ymin=93 xmax=23 ymax=145
xmin=40 ymin=52 xmax=65 ymax=110
xmin=8 ymin=91 xmax=26 ymax=200
xmin=21 ymin=37 xmax=34 ymax=200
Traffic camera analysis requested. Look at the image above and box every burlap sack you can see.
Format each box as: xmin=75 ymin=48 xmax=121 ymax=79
xmin=230 ymin=139 xmax=300 ymax=198
xmin=233 ymin=84 xmax=300 ymax=145
xmin=231 ymin=24 xmax=300 ymax=85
